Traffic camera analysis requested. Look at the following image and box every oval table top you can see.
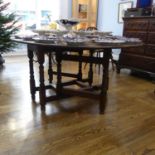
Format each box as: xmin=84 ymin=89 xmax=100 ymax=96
xmin=12 ymin=38 xmax=143 ymax=51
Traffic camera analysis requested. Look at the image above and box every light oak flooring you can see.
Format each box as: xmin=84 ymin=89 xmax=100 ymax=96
xmin=0 ymin=55 xmax=155 ymax=155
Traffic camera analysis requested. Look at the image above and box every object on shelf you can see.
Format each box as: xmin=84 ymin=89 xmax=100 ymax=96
xmin=125 ymin=8 xmax=152 ymax=17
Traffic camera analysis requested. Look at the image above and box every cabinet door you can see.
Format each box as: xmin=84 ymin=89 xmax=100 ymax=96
xmin=145 ymin=45 xmax=155 ymax=57
xmin=147 ymin=32 xmax=155 ymax=44
xmin=122 ymin=46 xmax=144 ymax=54
xmin=149 ymin=20 xmax=155 ymax=32
xmin=119 ymin=53 xmax=155 ymax=72
xmin=124 ymin=31 xmax=147 ymax=42
xmin=121 ymin=17 xmax=155 ymax=74
xmin=124 ymin=20 xmax=148 ymax=31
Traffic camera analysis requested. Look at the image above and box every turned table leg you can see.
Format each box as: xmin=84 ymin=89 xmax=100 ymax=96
xmin=48 ymin=52 xmax=53 ymax=84
xmin=56 ymin=52 xmax=62 ymax=97
xmin=100 ymin=49 xmax=111 ymax=114
xmin=27 ymin=48 xmax=36 ymax=101
xmin=88 ymin=50 xmax=94 ymax=86
xmin=37 ymin=51 xmax=46 ymax=111
xmin=78 ymin=51 xmax=83 ymax=81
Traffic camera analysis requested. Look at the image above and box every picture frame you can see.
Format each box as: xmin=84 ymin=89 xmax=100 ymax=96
xmin=78 ymin=4 xmax=87 ymax=13
xmin=118 ymin=1 xmax=133 ymax=23
xmin=78 ymin=4 xmax=88 ymax=19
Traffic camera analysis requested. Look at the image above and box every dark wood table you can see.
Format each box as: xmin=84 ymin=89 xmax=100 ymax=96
xmin=12 ymin=38 xmax=143 ymax=113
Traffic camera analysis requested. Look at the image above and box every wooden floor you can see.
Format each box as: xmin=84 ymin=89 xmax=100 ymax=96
xmin=0 ymin=55 xmax=155 ymax=155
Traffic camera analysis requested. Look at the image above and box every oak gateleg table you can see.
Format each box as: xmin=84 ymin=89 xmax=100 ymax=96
xmin=12 ymin=38 xmax=143 ymax=114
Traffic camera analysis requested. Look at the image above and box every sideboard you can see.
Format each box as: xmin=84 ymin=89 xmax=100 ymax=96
xmin=117 ymin=16 xmax=155 ymax=76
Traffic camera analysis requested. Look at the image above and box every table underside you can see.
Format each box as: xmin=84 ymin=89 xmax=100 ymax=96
xmin=27 ymin=44 xmax=111 ymax=114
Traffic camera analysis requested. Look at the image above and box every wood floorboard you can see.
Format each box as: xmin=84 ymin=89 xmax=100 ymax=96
xmin=0 ymin=55 xmax=155 ymax=155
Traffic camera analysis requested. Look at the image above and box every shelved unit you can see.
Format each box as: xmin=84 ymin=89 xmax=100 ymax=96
xmin=118 ymin=17 xmax=155 ymax=75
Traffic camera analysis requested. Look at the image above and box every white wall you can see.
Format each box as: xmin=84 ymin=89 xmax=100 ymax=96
xmin=97 ymin=0 xmax=137 ymax=35
xmin=59 ymin=0 xmax=72 ymax=19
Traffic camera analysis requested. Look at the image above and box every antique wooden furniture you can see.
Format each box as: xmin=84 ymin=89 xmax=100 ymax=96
xmin=117 ymin=16 xmax=155 ymax=76
xmin=12 ymin=38 xmax=142 ymax=113
xmin=72 ymin=0 xmax=98 ymax=30
xmin=84 ymin=27 xmax=116 ymax=72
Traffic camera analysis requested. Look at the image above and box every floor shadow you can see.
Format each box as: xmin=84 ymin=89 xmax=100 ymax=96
xmin=130 ymin=70 xmax=155 ymax=82
xmin=31 ymin=97 xmax=99 ymax=117
xmin=50 ymin=98 xmax=98 ymax=113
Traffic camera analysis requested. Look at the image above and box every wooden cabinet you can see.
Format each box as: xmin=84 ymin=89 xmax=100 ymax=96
xmin=118 ymin=17 xmax=155 ymax=74
xmin=72 ymin=0 xmax=98 ymax=30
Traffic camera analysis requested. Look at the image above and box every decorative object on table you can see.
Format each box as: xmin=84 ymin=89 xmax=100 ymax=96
xmin=0 ymin=0 xmax=19 ymax=65
xmin=33 ymin=29 xmax=68 ymax=37
xmin=63 ymin=32 xmax=90 ymax=46
xmin=32 ymin=36 xmax=58 ymax=44
xmin=15 ymin=30 xmax=38 ymax=40
xmin=55 ymin=19 xmax=80 ymax=45
xmin=56 ymin=19 xmax=79 ymax=30
xmin=49 ymin=21 xmax=57 ymax=29
xmin=118 ymin=1 xmax=133 ymax=23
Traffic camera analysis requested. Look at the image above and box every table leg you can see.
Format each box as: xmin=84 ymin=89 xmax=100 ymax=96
xmin=78 ymin=51 xmax=83 ymax=80
xmin=56 ymin=52 xmax=62 ymax=97
xmin=78 ymin=51 xmax=83 ymax=81
xmin=48 ymin=52 xmax=53 ymax=84
xmin=37 ymin=51 xmax=46 ymax=111
xmin=100 ymin=49 xmax=111 ymax=114
xmin=27 ymin=49 xmax=36 ymax=101
xmin=88 ymin=50 xmax=94 ymax=86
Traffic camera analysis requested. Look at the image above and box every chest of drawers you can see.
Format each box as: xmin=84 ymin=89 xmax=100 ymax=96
xmin=118 ymin=17 xmax=155 ymax=75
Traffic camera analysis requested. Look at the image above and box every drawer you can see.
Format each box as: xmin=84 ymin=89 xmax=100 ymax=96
xmin=124 ymin=31 xmax=147 ymax=42
xmin=119 ymin=53 xmax=155 ymax=73
xmin=124 ymin=20 xmax=148 ymax=31
xmin=145 ymin=45 xmax=155 ymax=57
xmin=149 ymin=21 xmax=155 ymax=31
xmin=122 ymin=46 xmax=144 ymax=54
xmin=147 ymin=33 xmax=155 ymax=44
